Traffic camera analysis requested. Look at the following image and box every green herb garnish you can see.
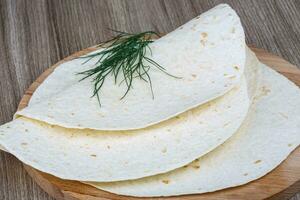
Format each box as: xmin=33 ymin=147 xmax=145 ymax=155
xmin=77 ymin=30 xmax=178 ymax=105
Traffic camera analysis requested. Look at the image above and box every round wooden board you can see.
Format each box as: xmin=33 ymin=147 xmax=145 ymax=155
xmin=16 ymin=47 xmax=300 ymax=200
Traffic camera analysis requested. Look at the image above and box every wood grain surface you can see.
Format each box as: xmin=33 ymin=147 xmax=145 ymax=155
xmin=0 ymin=0 xmax=300 ymax=200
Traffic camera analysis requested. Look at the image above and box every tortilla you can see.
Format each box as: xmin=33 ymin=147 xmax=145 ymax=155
xmin=4 ymin=63 xmax=262 ymax=184
xmin=0 ymin=77 xmax=248 ymax=182
xmin=16 ymin=4 xmax=246 ymax=130
xmin=87 ymin=64 xmax=300 ymax=196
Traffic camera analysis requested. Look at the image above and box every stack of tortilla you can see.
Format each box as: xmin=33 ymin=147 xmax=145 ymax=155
xmin=0 ymin=4 xmax=299 ymax=197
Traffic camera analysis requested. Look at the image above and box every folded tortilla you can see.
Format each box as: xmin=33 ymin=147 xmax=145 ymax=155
xmin=0 ymin=49 xmax=261 ymax=182
xmin=0 ymin=79 xmax=249 ymax=182
xmin=16 ymin=4 xmax=246 ymax=130
xmin=87 ymin=64 xmax=300 ymax=196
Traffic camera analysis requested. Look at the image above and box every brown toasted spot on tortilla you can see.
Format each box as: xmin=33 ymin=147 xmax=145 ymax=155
xmin=191 ymin=74 xmax=197 ymax=78
xmin=196 ymin=16 xmax=200 ymax=19
xmin=161 ymin=148 xmax=167 ymax=153
xmin=233 ymin=65 xmax=239 ymax=70
xmin=254 ymin=86 xmax=272 ymax=101
xmin=244 ymin=173 xmax=248 ymax=176
xmin=71 ymin=113 xmax=75 ymax=116
xmin=253 ymin=96 xmax=259 ymax=101
xmin=90 ymin=154 xmax=97 ymax=157
xmin=231 ymin=27 xmax=235 ymax=33
xmin=191 ymin=24 xmax=197 ymax=31
xmin=25 ymin=129 xmax=28 ymax=132
xmin=279 ymin=112 xmax=288 ymax=119
xmin=107 ymin=145 xmax=111 ymax=149
xmin=228 ymin=75 xmax=236 ymax=79
xmin=288 ymin=144 xmax=293 ymax=147
xmin=21 ymin=142 xmax=28 ymax=146
xmin=223 ymin=122 xmax=230 ymax=127
xmin=97 ymin=113 xmax=105 ymax=117
xmin=201 ymin=32 xmax=208 ymax=38
xmin=261 ymin=86 xmax=271 ymax=96
xmin=193 ymin=165 xmax=200 ymax=169
xmin=254 ymin=160 xmax=262 ymax=164
xmin=47 ymin=115 xmax=53 ymax=118
xmin=200 ymin=39 xmax=206 ymax=46
xmin=6 ymin=126 xmax=10 ymax=129
xmin=162 ymin=180 xmax=170 ymax=184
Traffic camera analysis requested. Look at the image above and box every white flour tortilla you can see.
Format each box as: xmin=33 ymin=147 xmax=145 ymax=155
xmin=0 ymin=49 xmax=257 ymax=182
xmin=87 ymin=64 xmax=300 ymax=196
xmin=16 ymin=4 xmax=246 ymax=130
xmin=0 ymin=78 xmax=248 ymax=182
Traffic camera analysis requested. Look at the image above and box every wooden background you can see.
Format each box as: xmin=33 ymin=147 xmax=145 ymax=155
xmin=0 ymin=0 xmax=299 ymax=199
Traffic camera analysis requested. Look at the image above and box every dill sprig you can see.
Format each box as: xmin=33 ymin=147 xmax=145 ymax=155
xmin=77 ymin=30 xmax=178 ymax=104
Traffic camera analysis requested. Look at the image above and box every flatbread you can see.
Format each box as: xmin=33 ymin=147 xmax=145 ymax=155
xmin=3 ymin=68 xmax=258 ymax=183
xmin=87 ymin=64 xmax=300 ymax=196
xmin=0 ymin=48 xmax=258 ymax=182
xmin=16 ymin=4 xmax=246 ymax=130
xmin=0 ymin=76 xmax=248 ymax=182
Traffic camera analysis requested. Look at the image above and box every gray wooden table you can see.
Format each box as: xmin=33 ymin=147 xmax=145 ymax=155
xmin=0 ymin=0 xmax=299 ymax=199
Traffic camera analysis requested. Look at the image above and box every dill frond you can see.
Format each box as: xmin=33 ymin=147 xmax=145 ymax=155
xmin=77 ymin=31 xmax=178 ymax=105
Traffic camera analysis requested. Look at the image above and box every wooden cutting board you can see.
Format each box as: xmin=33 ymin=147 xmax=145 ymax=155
xmin=16 ymin=46 xmax=300 ymax=200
